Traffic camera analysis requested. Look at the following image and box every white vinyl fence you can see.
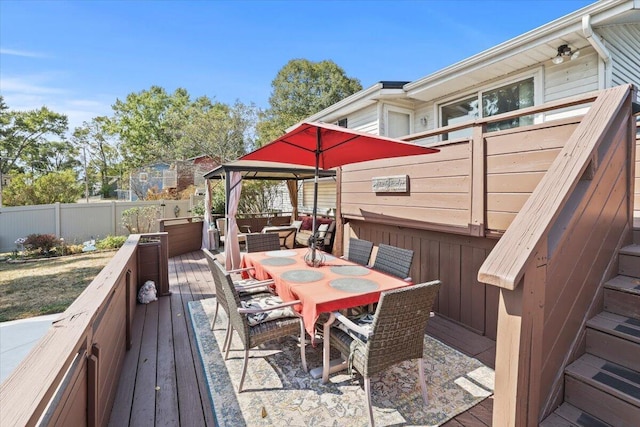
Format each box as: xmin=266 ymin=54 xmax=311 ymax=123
xmin=0 ymin=200 xmax=193 ymax=253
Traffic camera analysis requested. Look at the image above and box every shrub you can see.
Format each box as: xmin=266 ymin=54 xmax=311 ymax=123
xmin=96 ymin=235 xmax=127 ymax=250
xmin=122 ymin=206 xmax=159 ymax=233
xmin=24 ymin=233 xmax=60 ymax=254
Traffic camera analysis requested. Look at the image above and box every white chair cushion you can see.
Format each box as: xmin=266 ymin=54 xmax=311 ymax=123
xmin=241 ymin=295 xmax=296 ymax=326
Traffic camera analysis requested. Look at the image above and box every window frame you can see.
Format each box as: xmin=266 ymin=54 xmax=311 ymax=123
xmin=382 ymin=104 xmax=414 ymax=138
xmin=437 ymin=68 xmax=543 ymax=140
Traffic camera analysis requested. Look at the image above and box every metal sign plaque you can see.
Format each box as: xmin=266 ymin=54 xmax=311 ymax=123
xmin=371 ymin=175 xmax=409 ymax=193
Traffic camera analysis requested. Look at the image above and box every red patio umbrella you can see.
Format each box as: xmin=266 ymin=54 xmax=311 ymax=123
xmin=241 ymin=121 xmax=439 ymax=261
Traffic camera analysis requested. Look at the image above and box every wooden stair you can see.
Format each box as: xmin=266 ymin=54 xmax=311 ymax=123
xmin=542 ymin=224 xmax=640 ymax=426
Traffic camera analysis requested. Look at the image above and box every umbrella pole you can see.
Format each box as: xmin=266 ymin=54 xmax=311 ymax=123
xmin=311 ymin=128 xmax=322 ymax=261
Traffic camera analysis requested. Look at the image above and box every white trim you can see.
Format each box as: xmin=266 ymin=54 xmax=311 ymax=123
xmin=404 ymin=0 xmax=634 ymax=95
xmin=382 ymin=104 xmax=414 ymax=138
xmin=437 ymin=68 xmax=543 ymax=130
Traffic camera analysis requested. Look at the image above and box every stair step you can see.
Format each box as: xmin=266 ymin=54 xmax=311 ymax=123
xmin=587 ymin=312 xmax=640 ymax=371
xmin=541 ymin=403 xmax=610 ymax=427
xmin=604 ymin=275 xmax=640 ymax=295
xmin=604 ymin=275 xmax=640 ymax=320
xmin=619 ymin=245 xmax=640 ymax=277
xmin=565 ymin=354 xmax=640 ymax=426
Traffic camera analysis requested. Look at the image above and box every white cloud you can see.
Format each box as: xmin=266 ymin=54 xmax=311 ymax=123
xmin=0 ymin=48 xmax=48 ymax=58
xmin=1 ymin=74 xmax=113 ymax=132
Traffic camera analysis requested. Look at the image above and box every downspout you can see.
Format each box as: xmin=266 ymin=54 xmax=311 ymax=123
xmin=582 ymin=14 xmax=612 ymax=89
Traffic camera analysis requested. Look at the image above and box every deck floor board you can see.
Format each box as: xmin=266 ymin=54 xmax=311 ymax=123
xmin=108 ymin=250 xmax=495 ymax=426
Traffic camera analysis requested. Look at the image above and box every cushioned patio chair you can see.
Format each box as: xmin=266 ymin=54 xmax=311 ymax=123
xmin=371 ymin=243 xmax=414 ymax=281
xmin=346 ymin=238 xmax=374 ymax=266
xmin=261 ymin=226 xmax=298 ymax=249
xmin=202 ymin=249 xmax=273 ymax=351
xmin=245 ymin=232 xmax=281 ymax=253
xmin=328 ymin=280 xmax=441 ymax=427
xmin=211 ymin=258 xmax=308 ymax=392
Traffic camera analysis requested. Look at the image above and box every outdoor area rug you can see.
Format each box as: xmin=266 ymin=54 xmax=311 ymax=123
xmin=189 ymin=298 xmax=494 ymax=427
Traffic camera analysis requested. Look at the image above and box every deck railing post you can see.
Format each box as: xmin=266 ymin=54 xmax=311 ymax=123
xmin=470 ymin=123 xmax=486 ymax=237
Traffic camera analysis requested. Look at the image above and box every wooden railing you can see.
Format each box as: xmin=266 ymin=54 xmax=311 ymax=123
xmin=159 ymin=216 xmax=203 ymax=258
xmin=0 ymin=233 xmax=169 ymax=427
xmin=341 ymin=92 xmax=608 ymax=239
xmin=477 ymin=84 xmax=637 ymax=425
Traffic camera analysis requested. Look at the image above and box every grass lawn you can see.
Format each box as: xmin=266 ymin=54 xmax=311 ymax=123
xmin=0 ymin=251 xmax=115 ymax=322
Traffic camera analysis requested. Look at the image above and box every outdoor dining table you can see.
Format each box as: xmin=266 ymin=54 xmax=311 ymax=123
xmin=241 ymin=247 xmax=412 ymax=382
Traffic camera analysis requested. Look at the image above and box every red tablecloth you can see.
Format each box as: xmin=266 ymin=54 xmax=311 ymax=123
xmin=241 ymin=248 xmax=411 ymax=338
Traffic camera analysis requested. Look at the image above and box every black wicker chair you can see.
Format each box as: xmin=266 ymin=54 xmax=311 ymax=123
xmin=245 ymin=232 xmax=281 ymax=253
xmin=211 ymin=258 xmax=308 ymax=392
xmin=328 ymin=280 xmax=441 ymax=427
xmin=371 ymin=243 xmax=414 ymax=280
xmin=346 ymin=238 xmax=374 ymax=266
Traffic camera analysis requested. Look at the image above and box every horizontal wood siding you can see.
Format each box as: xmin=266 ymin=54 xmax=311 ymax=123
xmin=349 ymin=104 xmax=379 ymax=134
xmin=599 ymin=24 xmax=640 ymax=89
xmin=346 ymin=220 xmax=498 ymax=338
xmin=485 ymin=119 xmax=580 ymax=231
xmin=544 ymin=48 xmax=600 ymax=102
xmin=159 ymin=218 xmax=203 ymax=258
xmin=341 ymin=141 xmax=471 ymax=230
xmin=539 ymin=108 xmax=633 ymax=417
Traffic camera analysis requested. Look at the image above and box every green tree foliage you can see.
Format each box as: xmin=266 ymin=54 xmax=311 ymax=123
xmin=3 ymin=170 xmax=82 ymax=206
xmin=110 ymin=86 xmax=191 ymax=168
xmin=73 ymin=117 xmax=122 ymax=198
xmin=176 ymin=98 xmax=257 ymax=162
xmin=0 ymin=96 xmax=68 ymax=176
xmin=25 ymin=140 xmax=80 ymax=175
xmin=256 ymin=59 xmax=362 ymax=145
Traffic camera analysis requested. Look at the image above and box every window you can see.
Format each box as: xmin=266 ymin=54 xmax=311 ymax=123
xmin=483 ymin=78 xmax=534 ymax=132
xmin=163 ymin=169 xmax=177 ymax=188
xmin=335 ymin=118 xmax=348 ymax=128
xmin=440 ymin=76 xmax=535 ymax=140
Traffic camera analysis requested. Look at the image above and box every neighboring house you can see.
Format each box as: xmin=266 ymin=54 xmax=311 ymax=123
xmin=125 ymin=156 xmax=219 ymax=201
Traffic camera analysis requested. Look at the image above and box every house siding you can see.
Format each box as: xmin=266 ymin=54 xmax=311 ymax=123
xmin=544 ymin=48 xmax=600 ymax=102
xmin=599 ymin=23 xmax=640 ymax=95
xmin=346 ymin=104 xmax=378 ymax=134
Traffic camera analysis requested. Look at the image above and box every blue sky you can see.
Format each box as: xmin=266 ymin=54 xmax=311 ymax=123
xmin=1 ymin=0 xmax=595 ymax=131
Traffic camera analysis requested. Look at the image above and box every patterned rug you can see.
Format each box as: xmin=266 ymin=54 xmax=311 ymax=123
xmin=189 ymin=298 xmax=494 ymax=427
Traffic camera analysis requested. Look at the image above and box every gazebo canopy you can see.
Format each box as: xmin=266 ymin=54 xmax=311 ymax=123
xmin=203 ymin=159 xmax=335 ymax=181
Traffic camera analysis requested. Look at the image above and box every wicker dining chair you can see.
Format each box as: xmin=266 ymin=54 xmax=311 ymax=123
xmin=346 ymin=238 xmax=374 ymax=266
xmin=211 ymin=258 xmax=308 ymax=392
xmin=371 ymin=243 xmax=414 ymax=280
xmin=245 ymin=232 xmax=281 ymax=253
xmin=328 ymin=280 xmax=441 ymax=427
xmin=202 ymin=249 xmax=273 ymax=351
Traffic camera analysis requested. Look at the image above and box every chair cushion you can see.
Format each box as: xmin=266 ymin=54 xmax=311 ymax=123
xmin=241 ymin=295 xmax=296 ymax=326
xmin=334 ymin=312 xmax=374 ymax=343
xmin=317 ymin=223 xmax=329 ymax=238
xmin=291 ymin=220 xmax=302 ymax=231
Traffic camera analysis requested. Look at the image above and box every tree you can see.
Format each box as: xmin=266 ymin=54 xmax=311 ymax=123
xmin=176 ymin=98 xmax=257 ymax=163
xmin=0 ymin=96 xmax=68 ymax=177
xmin=109 ymin=86 xmax=191 ymax=168
xmin=3 ymin=170 xmax=82 ymax=206
xmin=256 ymin=59 xmax=362 ymax=145
xmin=73 ymin=117 xmax=122 ymax=198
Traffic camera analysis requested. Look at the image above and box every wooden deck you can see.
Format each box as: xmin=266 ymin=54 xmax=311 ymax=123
xmin=108 ymin=250 xmax=496 ymax=426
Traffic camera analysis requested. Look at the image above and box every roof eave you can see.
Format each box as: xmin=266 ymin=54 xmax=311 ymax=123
xmin=404 ymin=0 xmax=637 ymax=97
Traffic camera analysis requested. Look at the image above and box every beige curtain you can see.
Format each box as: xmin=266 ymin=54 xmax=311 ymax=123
xmin=225 ymin=172 xmax=243 ymax=269
xmin=200 ymin=179 xmax=212 ymax=249
xmin=286 ymin=179 xmax=298 ymax=220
